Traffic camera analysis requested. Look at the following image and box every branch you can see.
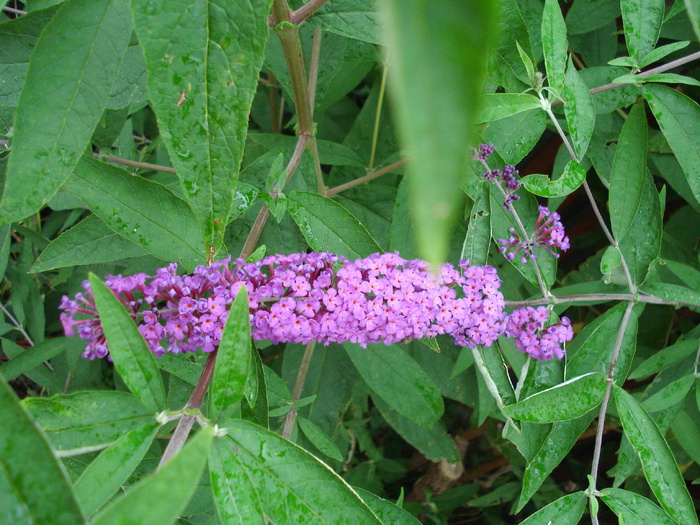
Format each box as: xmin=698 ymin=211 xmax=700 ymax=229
xmin=240 ymin=133 xmax=310 ymax=259
xmin=292 ymin=0 xmax=331 ymax=25
xmin=158 ymin=348 xmax=218 ymax=468
xmin=93 ymin=153 xmax=177 ymax=174
xmin=326 ymin=158 xmax=408 ymax=196
xmin=506 ymin=293 xmax=691 ymax=308
xmin=551 ymin=50 xmax=700 ymax=107
xmin=282 ymin=341 xmax=316 ymax=439
xmin=2 ymin=5 xmax=25 ymax=15
xmin=589 ymin=301 xmax=635 ymax=525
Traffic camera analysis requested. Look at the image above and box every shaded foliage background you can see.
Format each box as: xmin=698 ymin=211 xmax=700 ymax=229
xmin=1 ymin=0 xmax=700 ymax=523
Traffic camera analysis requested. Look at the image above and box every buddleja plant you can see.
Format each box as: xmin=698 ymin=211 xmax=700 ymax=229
xmin=2 ymin=0 xmax=700 ymax=523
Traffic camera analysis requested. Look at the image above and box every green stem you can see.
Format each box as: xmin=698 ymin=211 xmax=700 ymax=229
xmin=282 ymin=340 xmax=317 ymax=440
xmin=368 ymin=61 xmax=389 ymax=170
xmin=589 ymin=301 xmax=635 ymax=525
xmin=326 ymin=158 xmax=408 ymax=197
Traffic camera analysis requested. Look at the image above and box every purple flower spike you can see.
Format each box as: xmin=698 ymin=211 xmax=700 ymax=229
xmin=498 ymin=206 xmax=570 ymax=262
xmin=504 ymin=306 xmax=573 ymax=361
xmin=59 ymin=252 xmax=572 ymax=363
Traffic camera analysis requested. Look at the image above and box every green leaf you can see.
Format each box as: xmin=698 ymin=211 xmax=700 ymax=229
xmin=287 ymin=191 xmax=382 ymax=259
xmin=621 ymin=0 xmax=665 ymax=64
xmin=461 ymin=184 xmax=491 ymax=266
xmin=619 ymin=175 xmax=662 ymax=284
xmin=613 ymin=386 xmax=698 ymax=525
xmin=297 ymin=416 xmax=344 ymax=462
xmin=73 ymin=421 xmax=160 ymax=517
xmin=344 ymin=342 xmax=443 ymax=428
xmin=372 ymin=395 xmax=460 ymax=463
xmin=242 ymin=349 xmax=269 ymax=429
xmin=0 ymin=373 xmax=85 ymax=525
xmin=642 ymin=374 xmax=694 ymax=412
xmin=519 ymin=491 xmax=586 ymax=525
xmin=640 ymin=73 xmax=700 ymax=88
xmin=639 ymin=40 xmax=690 ymax=68
xmin=609 ymin=101 xmax=647 ymax=241
xmin=521 ymin=159 xmax=586 ymax=198
xmin=562 ymin=56 xmax=596 ymax=160
xmin=131 ymin=0 xmax=272 ymax=252
xmin=354 ymin=488 xmax=422 ymax=525
xmin=630 ymin=338 xmax=698 ymax=380
xmin=541 ymin=0 xmax=568 ymax=93
xmin=209 ymin=436 xmax=265 ymax=525
xmin=308 ymin=0 xmax=383 ymax=45
xmin=211 ymin=287 xmax=251 ymax=421
xmin=382 ymin=0 xmax=497 ymax=264
xmin=671 ymin=404 xmax=700 ymax=466
xmin=65 ymin=156 xmax=206 ymax=269
xmin=600 ymin=488 xmax=676 ymax=525
xmin=567 ymin=302 xmax=640 ymax=382
xmin=22 ymin=391 xmax=153 ymax=454
xmin=91 ymin=426 xmax=214 ymax=525
xmin=503 ymin=373 xmax=606 ymax=423
xmin=0 ymin=0 xmax=132 ymax=223
xmin=644 ymin=84 xmax=700 ymax=206
xmin=641 ymin=282 xmax=700 ymax=308
xmin=89 ymin=273 xmax=166 ymax=413
xmin=516 ymin=414 xmax=595 ymax=510
xmin=32 ymin=214 xmax=147 ymax=273
xmin=222 ymin=420 xmax=382 ymax=523
xmin=0 ymin=5 xmax=59 ymax=107
xmin=0 ymin=337 xmax=66 ymax=380
xmin=482 ymin=108 xmax=547 ymax=165
xmin=686 ymin=0 xmax=700 ymax=43
xmin=479 ymin=93 xmax=542 ymax=123
xmin=600 ymin=246 xmax=622 ymax=283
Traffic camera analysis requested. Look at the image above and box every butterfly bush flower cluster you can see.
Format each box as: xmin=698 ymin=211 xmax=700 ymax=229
xmin=475 ymin=144 xmax=570 ymax=262
xmin=498 ymin=206 xmax=570 ymax=263
xmin=504 ymin=306 xmax=573 ymax=361
xmin=59 ymin=252 xmax=572 ymax=362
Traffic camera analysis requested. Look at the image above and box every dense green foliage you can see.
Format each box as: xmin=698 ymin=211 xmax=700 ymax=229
xmin=2 ymin=0 xmax=700 ymax=523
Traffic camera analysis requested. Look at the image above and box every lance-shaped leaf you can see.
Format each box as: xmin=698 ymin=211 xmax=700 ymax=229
xmin=65 ymin=156 xmax=206 ymax=269
xmin=89 ymin=274 xmax=166 ymax=413
xmin=479 ymin=93 xmax=542 ymax=123
xmin=210 ymin=437 xmax=265 ymax=525
xmin=32 ymin=214 xmax=147 ymax=273
xmin=562 ymin=56 xmax=595 ymax=160
xmin=644 ymin=84 xmax=700 ymax=206
xmin=609 ymin=101 xmax=647 ymax=241
xmin=502 ymin=373 xmax=607 ymax=423
xmin=210 ymin=287 xmax=251 ymax=421
xmin=287 ymin=191 xmax=382 ymax=260
xmin=344 ymin=342 xmax=443 ymax=428
xmin=22 ymin=391 xmax=153 ymax=454
xmin=621 ymin=0 xmax=665 ymax=64
xmin=131 ymin=0 xmax=272 ymax=253
xmin=0 ymin=373 xmax=85 ymax=525
xmin=221 ymin=420 xmax=382 ymax=523
xmin=91 ymin=426 xmax=214 ymax=525
xmin=0 ymin=5 xmax=60 ymax=107
xmin=73 ymin=421 xmax=160 ymax=517
xmin=0 ymin=0 xmax=132 ymax=223
xmin=614 ymin=386 xmax=698 ymax=525
xmin=521 ymin=159 xmax=586 ymax=198
xmin=600 ymin=488 xmax=676 ymax=525
xmin=541 ymin=0 xmax=568 ymax=93
xmin=382 ymin=0 xmax=497 ymax=265
xmin=519 ymin=492 xmax=586 ymax=525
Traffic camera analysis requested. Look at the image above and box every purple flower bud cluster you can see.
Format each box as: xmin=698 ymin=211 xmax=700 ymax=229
xmin=498 ymin=205 xmax=570 ymax=263
xmin=59 ymin=252 xmax=571 ymax=362
xmin=474 ymin=143 xmax=495 ymax=161
xmin=481 ymin=164 xmax=521 ymax=208
xmin=504 ymin=306 xmax=573 ymax=361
